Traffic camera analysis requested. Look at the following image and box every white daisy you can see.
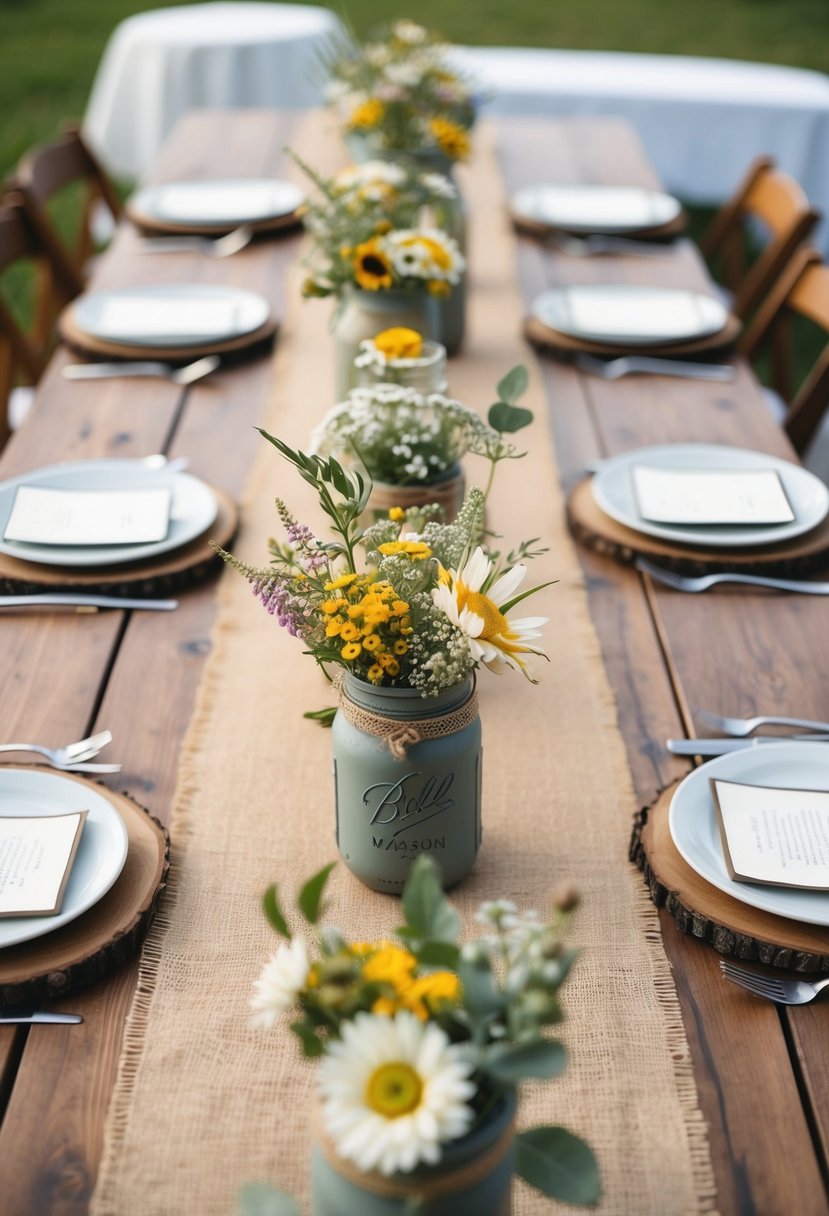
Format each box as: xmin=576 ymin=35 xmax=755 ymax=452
xmin=432 ymin=546 xmax=548 ymax=681
xmin=335 ymin=161 xmax=407 ymax=191
xmin=385 ymin=228 xmax=465 ymax=284
xmin=250 ymin=937 xmax=309 ymax=1029
xmin=319 ymin=1010 xmax=476 ymax=1176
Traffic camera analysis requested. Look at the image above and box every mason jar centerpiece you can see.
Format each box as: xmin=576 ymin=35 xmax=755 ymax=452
xmin=354 ymin=327 xmax=448 ymax=393
xmin=216 ymin=366 xmax=545 ymax=896
xmin=290 ymin=152 xmax=465 ymax=397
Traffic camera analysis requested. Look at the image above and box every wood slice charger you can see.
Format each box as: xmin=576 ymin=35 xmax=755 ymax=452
xmin=0 ymin=487 xmax=238 ymax=596
xmin=524 ymin=310 xmax=741 ymax=360
xmin=630 ymin=778 xmax=829 ymax=974
xmin=125 ymin=201 xmax=304 ymax=239
xmin=567 ymin=476 xmax=829 ymax=576
xmin=511 ymin=211 xmax=687 ymax=244
xmin=0 ymin=770 xmax=169 ymax=1006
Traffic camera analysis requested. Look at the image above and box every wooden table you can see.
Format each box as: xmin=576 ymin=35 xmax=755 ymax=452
xmin=0 ymin=110 xmax=827 ymax=1216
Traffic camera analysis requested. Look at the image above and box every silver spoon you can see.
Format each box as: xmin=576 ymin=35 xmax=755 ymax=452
xmin=63 ymin=355 xmax=220 ymax=385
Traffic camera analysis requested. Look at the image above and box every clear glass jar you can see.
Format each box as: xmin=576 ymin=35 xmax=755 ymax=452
xmin=354 ymin=338 xmax=448 ymax=393
xmin=332 ymin=288 xmax=441 ymax=401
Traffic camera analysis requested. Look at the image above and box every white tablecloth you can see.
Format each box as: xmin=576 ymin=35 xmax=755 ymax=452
xmin=83 ymin=2 xmax=344 ymax=178
xmin=456 ymin=48 xmax=829 ymax=247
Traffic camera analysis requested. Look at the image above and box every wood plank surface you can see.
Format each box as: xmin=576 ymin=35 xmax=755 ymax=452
xmin=1 ymin=110 xmax=827 ymax=1215
xmin=500 ymin=117 xmax=829 ymax=1215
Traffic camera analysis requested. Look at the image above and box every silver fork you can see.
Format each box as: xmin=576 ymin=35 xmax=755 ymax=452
xmin=546 ymin=232 xmax=673 ymax=257
xmin=720 ymin=960 xmax=829 ymax=1005
xmin=697 ymin=709 xmax=829 ymax=737
xmin=0 ymin=729 xmax=111 ymax=765
xmin=575 ymin=353 xmax=735 ymax=382
xmin=63 ymin=354 xmax=220 ymax=385
xmin=635 ymin=558 xmax=829 ymax=596
xmin=138 ymin=224 xmax=254 ymax=257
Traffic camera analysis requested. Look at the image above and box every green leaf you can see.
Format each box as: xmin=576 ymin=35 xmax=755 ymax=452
xmin=495 ymin=364 xmax=529 ymax=404
xmin=289 ymin=1019 xmax=324 ymax=1059
xmin=238 ymin=1181 xmax=301 ymax=1216
xmin=415 ymin=941 xmax=461 ymax=969
xmin=485 ymin=1039 xmax=566 ymax=1083
xmin=262 ymin=884 xmax=290 ymax=939
xmin=298 ymin=862 xmax=336 ymax=924
xmin=516 ymin=1127 xmax=601 ymax=1206
xmin=498 ymin=578 xmax=558 ymax=615
xmin=401 ymin=856 xmax=460 ymax=944
xmin=488 ymin=401 xmax=534 ymax=435
xmin=328 ymin=457 xmax=351 ymax=498
xmin=458 ymin=953 xmax=504 ymax=1020
xmin=303 ymin=706 xmax=337 ymax=727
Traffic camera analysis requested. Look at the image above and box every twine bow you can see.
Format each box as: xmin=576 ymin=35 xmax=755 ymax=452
xmin=333 ymin=672 xmax=479 ymax=760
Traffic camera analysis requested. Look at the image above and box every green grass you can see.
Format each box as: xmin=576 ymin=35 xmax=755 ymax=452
xmin=0 ymin=0 xmax=827 ymax=182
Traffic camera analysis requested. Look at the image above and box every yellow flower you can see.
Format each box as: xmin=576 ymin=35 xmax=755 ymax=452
xmin=429 ymin=116 xmax=471 ymax=160
xmin=349 ymin=98 xmax=385 ymax=129
xmin=339 ymin=244 xmax=352 ymax=258
xmin=341 ymin=641 xmax=362 ymax=660
xmin=378 ymin=541 xmax=432 ymax=561
xmin=325 ymin=573 xmax=358 ymax=591
xmin=389 ymin=507 xmax=405 ymax=522
xmin=371 ymin=996 xmax=399 ymax=1016
xmin=322 ymin=598 xmax=347 ymax=614
xmin=363 ymin=944 xmax=416 ymax=987
xmin=340 ymin=622 xmax=360 ymax=642
xmin=404 ymin=971 xmax=462 ymax=1019
xmin=392 ymin=600 xmax=409 ymax=615
xmin=367 ymin=663 xmax=385 ymax=683
xmin=325 ymin=616 xmax=346 ymax=638
xmin=363 ymin=634 xmax=382 ymax=652
xmin=373 ymin=218 xmax=393 ymax=234
xmin=427 ymin=279 xmax=451 ymax=297
xmin=374 ymin=327 xmax=423 ymax=361
xmin=354 ymin=238 xmax=394 ymax=291
xmin=393 ymin=640 xmax=408 ymax=655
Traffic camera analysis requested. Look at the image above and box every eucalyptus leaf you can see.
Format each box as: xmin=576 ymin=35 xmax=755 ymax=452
xmin=298 ymin=862 xmax=337 ymax=924
xmin=485 ymin=1039 xmax=566 ymax=1083
xmin=496 ymin=364 xmax=529 ymax=404
xmin=401 ymin=856 xmax=460 ymax=943
xmin=516 ymin=1127 xmax=601 ymax=1206
xmin=262 ymin=884 xmax=290 ymax=939
xmin=488 ymin=402 xmax=534 ymax=435
xmin=238 ymin=1182 xmax=301 ymax=1216
xmin=415 ymin=940 xmax=461 ymax=969
xmin=458 ymin=953 xmax=505 ymax=1020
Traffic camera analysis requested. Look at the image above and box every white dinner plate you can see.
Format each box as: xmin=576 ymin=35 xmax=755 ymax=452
xmin=591 ymin=443 xmax=829 ymax=548
xmin=129 ymin=178 xmax=304 ymax=227
xmin=0 ymin=768 xmax=128 ymax=949
xmin=511 ymin=184 xmax=682 ymax=234
xmin=72 ymin=284 xmax=270 ymax=348
xmin=531 ymin=284 xmax=728 ymax=346
xmin=669 ymin=742 xmax=829 ymax=926
xmin=0 ymin=458 xmax=218 ymax=567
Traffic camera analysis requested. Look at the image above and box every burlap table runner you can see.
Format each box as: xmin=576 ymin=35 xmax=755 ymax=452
xmin=91 ymin=115 xmax=717 ymax=1216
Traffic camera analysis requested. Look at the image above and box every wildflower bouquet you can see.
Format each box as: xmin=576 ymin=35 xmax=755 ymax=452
xmin=324 ymin=20 xmax=479 ymax=162
xmin=216 ymin=368 xmax=548 ymax=696
xmin=243 ymin=856 xmax=600 ymax=1208
xmin=296 ymin=154 xmax=464 ymax=300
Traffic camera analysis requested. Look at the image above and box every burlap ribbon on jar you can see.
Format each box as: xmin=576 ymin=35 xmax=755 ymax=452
xmin=334 ymin=671 xmax=479 ymax=761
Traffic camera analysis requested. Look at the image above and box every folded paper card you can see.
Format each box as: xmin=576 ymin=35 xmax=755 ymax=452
xmin=0 ymin=810 xmax=88 ymax=916
xmin=632 ymin=466 xmax=795 ymax=526
xmin=4 ymin=486 xmax=172 ymax=546
xmin=712 ymin=778 xmax=829 ymax=889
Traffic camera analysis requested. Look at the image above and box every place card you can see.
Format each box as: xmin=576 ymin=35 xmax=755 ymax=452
xmin=632 ymin=466 xmax=795 ymax=526
xmin=711 ymin=778 xmax=829 ymax=889
xmin=0 ymin=811 xmax=88 ymax=916
xmin=4 ymin=486 xmax=172 ymax=546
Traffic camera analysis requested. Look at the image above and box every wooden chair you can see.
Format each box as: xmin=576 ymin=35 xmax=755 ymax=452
xmin=700 ymin=156 xmax=820 ymax=320
xmin=10 ymin=124 xmax=122 ymax=291
xmin=739 ymin=246 xmax=829 ymax=456
xmin=0 ymin=193 xmax=79 ymax=447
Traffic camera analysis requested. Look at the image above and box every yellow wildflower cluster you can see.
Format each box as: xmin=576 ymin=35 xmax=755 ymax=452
xmin=349 ymin=98 xmax=385 ymax=129
xmin=322 ymin=574 xmax=412 ymax=683
xmin=429 ymin=115 xmax=471 ymax=160
xmin=373 ymin=327 xmax=424 ymax=361
xmin=360 ymin=942 xmax=461 ymax=1020
xmin=377 ymin=539 xmax=432 ymax=561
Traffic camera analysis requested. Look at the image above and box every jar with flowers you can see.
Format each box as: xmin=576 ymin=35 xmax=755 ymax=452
xmin=238 ymin=856 xmax=600 ymax=1215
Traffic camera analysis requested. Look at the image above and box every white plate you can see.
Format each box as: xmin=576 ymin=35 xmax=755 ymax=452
xmin=669 ymin=742 xmax=829 ymax=926
xmin=72 ymin=285 xmax=270 ymax=349
xmin=532 ymin=285 xmax=728 ymax=346
xmin=0 ymin=768 xmax=128 ymax=949
xmin=511 ymin=184 xmax=682 ymax=234
xmin=0 ymin=459 xmax=218 ymax=567
xmin=129 ymin=178 xmax=304 ymax=227
xmin=592 ymin=443 xmax=829 ymax=547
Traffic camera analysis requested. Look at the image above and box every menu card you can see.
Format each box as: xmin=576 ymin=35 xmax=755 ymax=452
xmin=712 ymin=778 xmax=829 ymax=889
xmin=4 ymin=486 xmax=172 ymax=546
xmin=0 ymin=811 xmax=88 ymax=916
xmin=632 ymin=466 xmax=795 ymax=526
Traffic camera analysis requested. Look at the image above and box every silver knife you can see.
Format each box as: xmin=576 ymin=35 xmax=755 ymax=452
xmin=667 ymin=734 xmax=829 ymax=755
xmin=0 ymin=1012 xmax=83 ymax=1024
xmin=0 ymin=594 xmax=178 ymax=611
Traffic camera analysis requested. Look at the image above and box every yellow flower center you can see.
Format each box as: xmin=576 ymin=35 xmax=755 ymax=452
xmin=365 ymin=1062 xmax=423 ymax=1118
xmin=462 ymin=589 xmax=510 ymax=640
xmin=374 ymin=327 xmax=423 ymax=360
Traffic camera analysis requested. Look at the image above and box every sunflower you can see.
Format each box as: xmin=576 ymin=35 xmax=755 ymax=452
xmin=428 ymin=116 xmax=471 ymax=160
xmin=353 ymin=238 xmax=394 ymax=291
xmin=432 ymin=546 xmax=549 ymax=681
xmin=348 ymin=98 xmax=385 ymax=130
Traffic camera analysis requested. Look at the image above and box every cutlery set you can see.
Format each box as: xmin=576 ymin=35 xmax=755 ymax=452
xmin=0 ymin=729 xmax=121 ymax=773
xmin=63 ymin=354 xmax=220 ymax=385
xmin=575 ymin=354 xmax=734 ymax=382
xmin=635 ymin=557 xmax=829 ymax=596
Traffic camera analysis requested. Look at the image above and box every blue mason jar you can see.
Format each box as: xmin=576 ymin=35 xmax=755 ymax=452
xmin=331 ymin=674 xmax=482 ymax=894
